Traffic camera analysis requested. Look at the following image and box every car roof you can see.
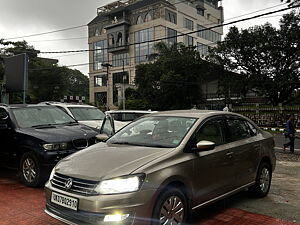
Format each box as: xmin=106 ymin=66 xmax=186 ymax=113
xmin=40 ymin=102 xmax=96 ymax=108
xmin=143 ymin=110 xmax=242 ymax=119
xmin=2 ymin=104 xmax=57 ymax=109
xmin=106 ymin=110 xmax=156 ymax=114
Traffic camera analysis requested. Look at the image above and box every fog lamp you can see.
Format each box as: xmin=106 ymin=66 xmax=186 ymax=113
xmin=103 ymin=213 xmax=129 ymax=222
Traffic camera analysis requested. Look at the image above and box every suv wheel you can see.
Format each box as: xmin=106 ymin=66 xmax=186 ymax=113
xmin=249 ymin=162 xmax=272 ymax=198
xmin=152 ymin=188 xmax=189 ymax=225
xmin=19 ymin=152 xmax=44 ymax=187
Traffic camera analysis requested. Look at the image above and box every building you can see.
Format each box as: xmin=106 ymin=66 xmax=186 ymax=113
xmin=88 ymin=0 xmax=224 ymax=108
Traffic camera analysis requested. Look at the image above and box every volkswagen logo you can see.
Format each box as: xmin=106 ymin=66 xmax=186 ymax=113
xmin=65 ymin=178 xmax=73 ymax=190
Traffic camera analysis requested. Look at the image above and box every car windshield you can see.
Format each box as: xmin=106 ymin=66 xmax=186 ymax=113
xmin=108 ymin=116 xmax=197 ymax=148
xmin=12 ymin=106 xmax=77 ymax=128
xmin=68 ymin=107 xmax=105 ymax=121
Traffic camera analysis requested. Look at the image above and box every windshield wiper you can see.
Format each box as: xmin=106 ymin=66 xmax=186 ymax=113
xmin=59 ymin=121 xmax=78 ymax=126
xmin=31 ymin=124 xmax=56 ymax=128
xmin=110 ymin=141 xmax=171 ymax=148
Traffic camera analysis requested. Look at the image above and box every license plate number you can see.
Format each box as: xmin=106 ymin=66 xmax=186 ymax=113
xmin=51 ymin=192 xmax=78 ymax=211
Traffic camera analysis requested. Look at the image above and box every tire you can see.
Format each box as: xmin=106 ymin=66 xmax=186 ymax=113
xmin=249 ymin=162 xmax=272 ymax=198
xmin=19 ymin=152 xmax=45 ymax=187
xmin=152 ymin=187 xmax=189 ymax=225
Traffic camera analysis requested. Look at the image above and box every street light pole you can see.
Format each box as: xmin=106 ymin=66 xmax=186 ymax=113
xmin=101 ymin=63 xmax=112 ymax=110
xmin=122 ymin=59 xmax=125 ymax=110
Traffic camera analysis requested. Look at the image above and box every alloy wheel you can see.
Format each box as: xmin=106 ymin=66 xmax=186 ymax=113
xmin=159 ymin=196 xmax=184 ymax=225
xmin=22 ymin=157 xmax=36 ymax=183
xmin=259 ymin=167 xmax=270 ymax=193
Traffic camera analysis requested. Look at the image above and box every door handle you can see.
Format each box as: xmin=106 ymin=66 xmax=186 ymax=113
xmin=226 ymin=152 xmax=234 ymax=157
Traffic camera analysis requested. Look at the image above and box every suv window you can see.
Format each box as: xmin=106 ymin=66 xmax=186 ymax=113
xmin=196 ymin=118 xmax=224 ymax=146
xmin=226 ymin=118 xmax=252 ymax=141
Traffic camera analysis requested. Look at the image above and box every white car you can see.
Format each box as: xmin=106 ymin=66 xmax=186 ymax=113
xmin=41 ymin=102 xmax=105 ymax=130
xmin=106 ymin=110 xmax=157 ymax=132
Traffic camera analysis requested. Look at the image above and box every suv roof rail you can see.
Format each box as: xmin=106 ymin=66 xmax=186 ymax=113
xmin=0 ymin=103 xmax=8 ymax=107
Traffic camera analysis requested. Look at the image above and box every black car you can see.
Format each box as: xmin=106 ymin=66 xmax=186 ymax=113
xmin=0 ymin=104 xmax=99 ymax=187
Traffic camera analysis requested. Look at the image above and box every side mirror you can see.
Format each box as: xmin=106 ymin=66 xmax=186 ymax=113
xmin=96 ymin=134 xmax=109 ymax=142
xmin=196 ymin=140 xmax=215 ymax=151
xmin=99 ymin=114 xmax=116 ymax=137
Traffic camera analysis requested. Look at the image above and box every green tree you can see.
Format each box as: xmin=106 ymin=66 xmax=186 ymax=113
xmin=281 ymin=0 xmax=300 ymax=6
xmin=209 ymin=12 xmax=300 ymax=106
xmin=135 ymin=42 xmax=210 ymax=110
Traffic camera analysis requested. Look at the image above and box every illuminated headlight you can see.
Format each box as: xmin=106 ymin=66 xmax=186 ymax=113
xmin=95 ymin=174 xmax=144 ymax=195
xmin=43 ymin=143 xmax=68 ymax=151
xmin=104 ymin=213 xmax=129 ymax=222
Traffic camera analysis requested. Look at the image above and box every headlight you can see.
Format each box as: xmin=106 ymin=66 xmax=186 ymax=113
xmin=95 ymin=174 xmax=144 ymax=195
xmin=43 ymin=143 xmax=68 ymax=151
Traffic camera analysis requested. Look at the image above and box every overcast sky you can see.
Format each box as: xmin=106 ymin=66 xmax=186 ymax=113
xmin=0 ymin=0 xmax=290 ymax=75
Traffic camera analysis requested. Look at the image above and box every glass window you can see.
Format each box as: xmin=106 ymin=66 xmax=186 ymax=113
xmin=185 ymin=35 xmax=194 ymax=47
xmin=135 ymin=28 xmax=154 ymax=63
xmin=167 ymin=28 xmax=177 ymax=46
xmin=95 ymin=27 xmax=101 ymax=36
xmin=68 ymin=107 xmax=105 ymax=121
xmin=112 ymin=53 xmax=129 ymax=67
xmin=108 ymin=116 xmax=197 ymax=148
xmin=136 ymin=16 xmax=144 ymax=24
xmin=93 ymin=40 xmax=108 ymax=71
xmin=145 ymin=12 xmax=152 ymax=22
xmin=197 ymin=43 xmax=209 ymax=56
xmin=165 ymin=9 xmax=177 ymax=24
xmin=12 ymin=106 xmax=76 ymax=128
xmin=113 ymin=72 xmax=129 ymax=85
xmin=94 ymin=75 xmax=107 ymax=87
xmin=184 ymin=18 xmax=194 ymax=30
xmin=196 ymin=119 xmax=224 ymax=146
xmin=227 ymin=118 xmax=253 ymax=142
xmin=197 ymin=8 xmax=204 ymax=16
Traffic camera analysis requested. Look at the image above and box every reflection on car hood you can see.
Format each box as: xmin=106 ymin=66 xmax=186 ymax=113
xmin=18 ymin=124 xmax=98 ymax=143
xmin=79 ymin=120 xmax=102 ymax=129
xmin=55 ymin=142 xmax=174 ymax=181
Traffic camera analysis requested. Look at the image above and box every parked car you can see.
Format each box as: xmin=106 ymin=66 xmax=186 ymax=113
xmin=101 ymin=110 xmax=157 ymax=135
xmin=0 ymin=104 xmax=99 ymax=187
xmin=45 ymin=110 xmax=276 ymax=225
xmin=40 ymin=102 xmax=105 ymax=130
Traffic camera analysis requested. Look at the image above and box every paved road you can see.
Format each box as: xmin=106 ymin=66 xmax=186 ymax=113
xmin=274 ymin=135 xmax=300 ymax=152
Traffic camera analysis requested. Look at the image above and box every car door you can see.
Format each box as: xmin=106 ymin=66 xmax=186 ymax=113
xmin=0 ymin=108 xmax=16 ymax=167
xmin=99 ymin=114 xmax=116 ymax=137
xmin=190 ymin=116 xmax=236 ymax=206
xmin=225 ymin=116 xmax=261 ymax=188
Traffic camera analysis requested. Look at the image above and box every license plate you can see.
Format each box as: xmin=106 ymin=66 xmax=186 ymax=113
xmin=51 ymin=192 xmax=78 ymax=211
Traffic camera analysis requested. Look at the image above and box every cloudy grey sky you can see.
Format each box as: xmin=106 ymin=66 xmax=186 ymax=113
xmin=0 ymin=0 xmax=289 ymax=75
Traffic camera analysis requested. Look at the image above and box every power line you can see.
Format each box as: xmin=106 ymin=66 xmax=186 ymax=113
xmin=36 ymin=4 xmax=298 ymax=54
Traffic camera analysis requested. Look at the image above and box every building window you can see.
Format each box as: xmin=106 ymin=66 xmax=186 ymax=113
xmin=95 ymin=27 xmax=101 ymax=36
xmin=145 ymin=12 xmax=152 ymax=22
xmin=135 ymin=28 xmax=154 ymax=63
xmin=94 ymin=75 xmax=107 ymax=87
xmin=93 ymin=40 xmax=108 ymax=71
xmin=108 ymin=34 xmax=115 ymax=46
xmin=197 ymin=43 xmax=210 ymax=56
xmin=136 ymin=15 xmax=144 ymax=24
xmin=184 ymin=18 xmax=194 ymax=30
xmin=197 ymin=8 xmax=204 ymax=16
xmin=117 ymin=32 xmax=123 ymax=46
xmin=167 ymin=28 xmax=177 ymax=46
xmin=113 ymin=72 xmax=129 ymax=85
xmin=165 ymin=9 xmax=177 ymax=24
xmin=197 ymin=24 xmax=221 ymax=42
xmin=185 ymin=35 xmax=194 ymax=47
xmin=112 ymin=53 xmax=129 ymax=67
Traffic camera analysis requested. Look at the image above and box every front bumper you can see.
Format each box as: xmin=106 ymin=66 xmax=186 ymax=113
xmin=44 ymin=182 xmax=157 ymax=225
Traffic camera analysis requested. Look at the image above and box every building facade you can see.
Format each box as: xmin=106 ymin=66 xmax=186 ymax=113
xmin=88 ymin=0 xmax=223 ymax=108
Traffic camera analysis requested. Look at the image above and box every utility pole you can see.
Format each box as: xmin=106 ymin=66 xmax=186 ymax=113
xmin=101 ymin=63 xmax=113 ymax=110
xmin=122 ymin=59 xmax=125 ymax=110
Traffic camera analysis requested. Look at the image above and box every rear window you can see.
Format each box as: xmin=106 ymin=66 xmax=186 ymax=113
xmin=110 ymin=112 xmax=146 ymax=122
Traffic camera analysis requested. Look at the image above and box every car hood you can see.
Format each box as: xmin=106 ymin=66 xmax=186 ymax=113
xmin=55 ymin=142 xmax=174 ymax=181
xmin=18 ymin=124 xmax=97 ymax=143
xmin=79 ymin=120 xmax=102 ymax=129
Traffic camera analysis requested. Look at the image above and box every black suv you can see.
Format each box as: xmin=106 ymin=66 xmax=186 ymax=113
xmin=0 ymin=104 xmax=98 ymax=187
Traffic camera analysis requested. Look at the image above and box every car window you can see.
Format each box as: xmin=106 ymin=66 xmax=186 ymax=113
xmin=100 ymin=117 xmax=115 ymax=136
xmin=68 ymin=107 xmax=105 ymax=121
xmin=108 ymin=116 xmax=197 ymax=148
xmin=196 ymin=119 xmax=224 ymax=146
xmin=226 ymin=118 xmax=253 ymax=141
xmin=246 ymin=121 xmax=258 ymax=136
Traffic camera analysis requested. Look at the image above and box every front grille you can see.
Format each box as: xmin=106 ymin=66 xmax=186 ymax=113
xmin=51 ymin=173 xmax=99 ymax=196
xmin=73 ymin=139 xmax=88 ymax=149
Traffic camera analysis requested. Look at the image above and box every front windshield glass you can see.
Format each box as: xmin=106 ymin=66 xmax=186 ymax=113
xmin=69 ymin=107 xmax=105 ymax=121
xmin=12 ymin=106 xmax=76 ymax=128
xmin=108 ymin=116 xmax=197 ymax=148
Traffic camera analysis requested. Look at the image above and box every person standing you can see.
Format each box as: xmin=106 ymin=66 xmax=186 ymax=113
xmin=283 ymin=114 xmax=296 ymax=153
